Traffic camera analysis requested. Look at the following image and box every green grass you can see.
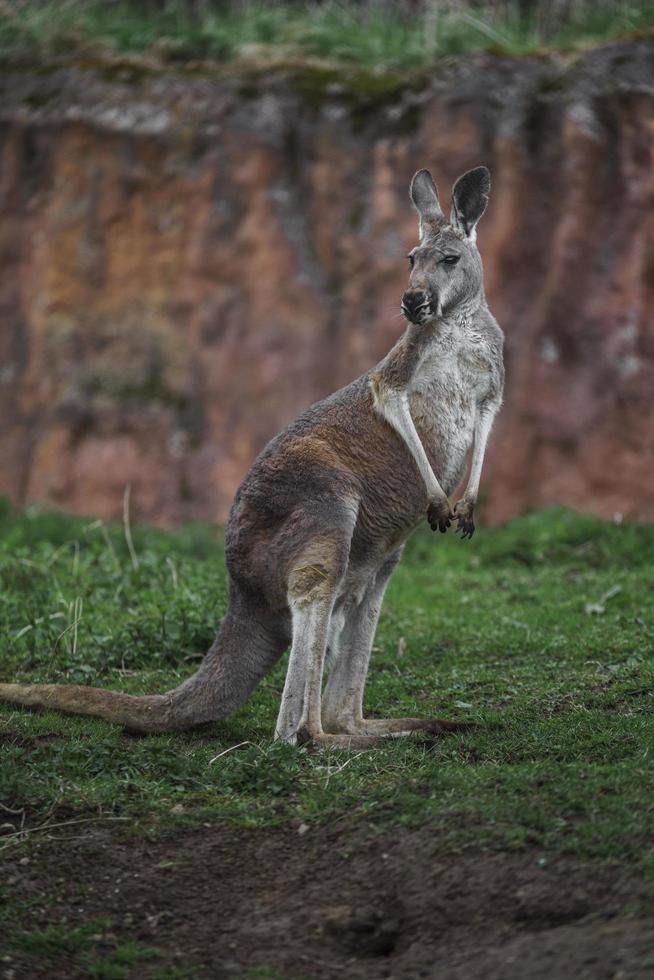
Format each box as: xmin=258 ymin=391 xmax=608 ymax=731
xmin=0 ymin=1 xmax=653 ymax=69
xmin=5 ymin=916 xmax=161 ymax=979
xmin=0 ymin=500 xmax=653 ymax=871
xmin=9 ymin=918 xmax=113 ymax=957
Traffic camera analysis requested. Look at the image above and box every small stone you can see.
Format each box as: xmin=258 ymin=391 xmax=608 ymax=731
xmin=18 ymin=857 xmax=29 ymax=866
xmin=297 ymin=822 xmax=310 ymax=835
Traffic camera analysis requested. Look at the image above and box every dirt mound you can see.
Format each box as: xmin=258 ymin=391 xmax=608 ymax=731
xmin=2 ymin=822 xmax=653 ymax=978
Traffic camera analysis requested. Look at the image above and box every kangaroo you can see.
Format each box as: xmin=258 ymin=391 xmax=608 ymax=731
xmin=0 ymin=166 xmax=504 ymax=748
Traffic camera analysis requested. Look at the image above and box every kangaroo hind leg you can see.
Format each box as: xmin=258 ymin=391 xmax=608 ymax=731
xmin=275 ymin=505 xmax=385 ymax=749
xmin=321 ymin=550 xmax=400 ymax=737
xmin=322 ymin=550 xmax=465 ymax=739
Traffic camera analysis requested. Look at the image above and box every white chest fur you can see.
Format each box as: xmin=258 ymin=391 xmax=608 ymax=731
xmin=408 ymin=341 xmax=492 ymax=493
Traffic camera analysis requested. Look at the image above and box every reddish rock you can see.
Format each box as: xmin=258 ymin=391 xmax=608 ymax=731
xmin=0 ymin=44 xmax=653 ymax=526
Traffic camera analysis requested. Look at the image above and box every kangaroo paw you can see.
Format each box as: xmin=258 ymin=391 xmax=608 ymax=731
xmin=427 ymin=497 xmax=453 ymax=533
xmin=453 ymin=499 xmax=475 ymax=539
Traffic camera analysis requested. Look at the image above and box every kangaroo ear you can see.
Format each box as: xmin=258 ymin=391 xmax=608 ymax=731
xmin=410 ymin=169 xmax=443 ymax=239
xmin=450 ymin=167 xmax=490 ymax=241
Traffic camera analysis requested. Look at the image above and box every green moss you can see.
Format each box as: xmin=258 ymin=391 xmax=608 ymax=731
xmin=94 ymin=60 xmax=158 ymax=85
xmin=24 ymin=91 xmax=56 ymax=109
xmin=298 ymin=63 xmax=425 ymax=116
xmin=296 ymin=65 xmax=408 ymax=108
xmin=234 ymin=61 xmax=427 ymax=131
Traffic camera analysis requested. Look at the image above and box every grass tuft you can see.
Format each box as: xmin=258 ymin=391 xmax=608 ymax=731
xmin=5 ymin=916 xmax=161 ymax=978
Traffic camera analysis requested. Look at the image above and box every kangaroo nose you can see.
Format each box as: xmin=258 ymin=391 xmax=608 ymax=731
xmin=401 ymin=289 xmax=430 ymax=323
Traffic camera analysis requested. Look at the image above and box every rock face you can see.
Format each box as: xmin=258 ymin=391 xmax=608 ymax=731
xmin=1 ymin=43 xmax=653 ymax=526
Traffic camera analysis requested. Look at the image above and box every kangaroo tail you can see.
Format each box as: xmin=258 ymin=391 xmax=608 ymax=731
xmin=0 ymin=602 xmax=285 ymax=734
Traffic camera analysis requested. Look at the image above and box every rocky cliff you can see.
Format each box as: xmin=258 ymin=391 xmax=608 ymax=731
xmin=1 ymin=41 xmax=653 ymax=526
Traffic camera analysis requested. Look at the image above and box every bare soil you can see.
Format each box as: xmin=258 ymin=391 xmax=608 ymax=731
xmin=2 ymin=821 xmax=653 ymax=979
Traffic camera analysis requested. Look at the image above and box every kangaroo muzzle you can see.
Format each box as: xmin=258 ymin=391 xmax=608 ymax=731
xmin=401 ymin=288 xmax=434 ymax=324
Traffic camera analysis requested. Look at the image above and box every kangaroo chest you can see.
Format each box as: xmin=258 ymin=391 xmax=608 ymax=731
xmin=408 ymin=347 xmax=491 ymax=494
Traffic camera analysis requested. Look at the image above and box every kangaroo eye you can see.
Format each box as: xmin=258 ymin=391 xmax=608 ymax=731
xmin=407 ymin=253 xmax=415 ymax=268
xmin=441 ymin=254 xmax=460 ymax=266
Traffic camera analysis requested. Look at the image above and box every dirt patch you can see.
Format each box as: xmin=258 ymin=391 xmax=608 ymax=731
xmin=1 ymin=821 xmax=653 ymax=979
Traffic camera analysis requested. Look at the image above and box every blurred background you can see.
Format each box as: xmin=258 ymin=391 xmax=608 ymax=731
xmin=0 ymin=0 xmax=653 ymax=527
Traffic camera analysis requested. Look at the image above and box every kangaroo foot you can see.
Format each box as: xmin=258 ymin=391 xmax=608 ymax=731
xmin=356 ymin=717 xmax=467 ymax=736
xmin=288 ymin=718 xmax=468 ymax=749
xmin=287 ymin=722 xmax=387 ymax=750
xmin=321 ymin=716 xmax=469 ymax=738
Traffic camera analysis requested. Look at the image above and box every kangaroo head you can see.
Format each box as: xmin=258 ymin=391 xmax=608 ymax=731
xmin=402 ymin=167 xmax=490 ymax=325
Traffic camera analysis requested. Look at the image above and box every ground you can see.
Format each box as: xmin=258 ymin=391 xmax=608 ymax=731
xmin=2 ymin=824 xmax=654 ymax=979
xmin=1 ymin=503 xmax=653 ymax=978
